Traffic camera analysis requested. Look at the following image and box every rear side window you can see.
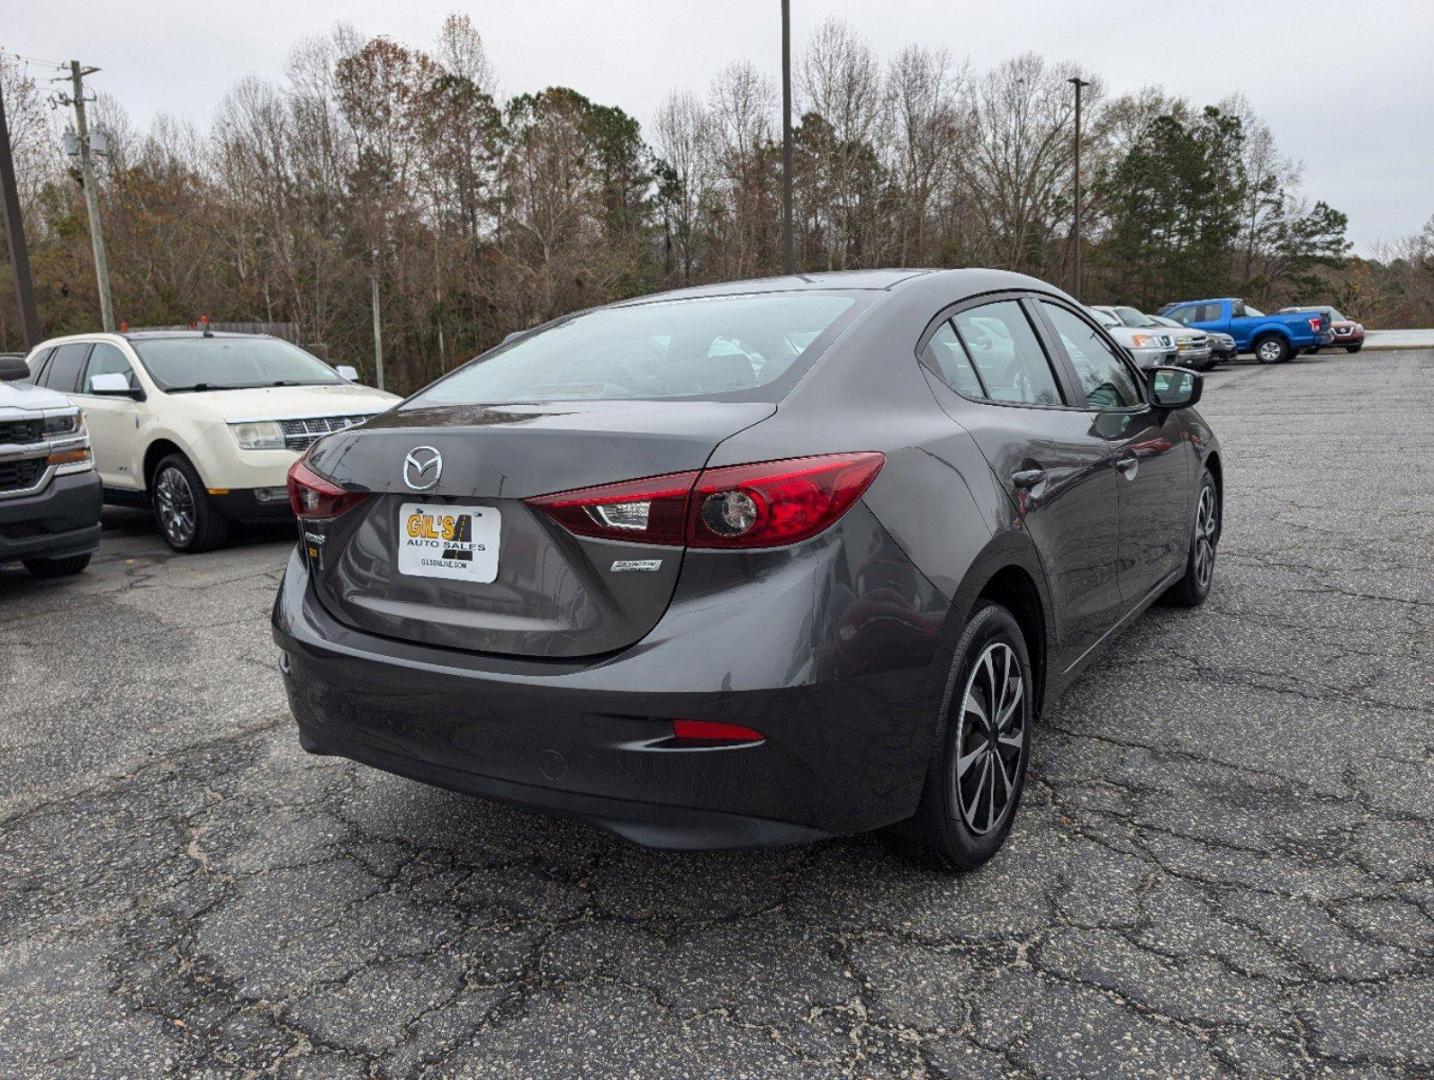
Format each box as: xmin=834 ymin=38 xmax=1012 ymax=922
xmin=921 ymin=322 xmax=983 ymax=398
xmin=950 ymin=301 xmax=1063 ymax=406
xmin=42 ymin=343 xmax=92 ymax=393
xmin=26 ymin=347 xmax=53 ymax=383
xmin=407 ymin=293 xmax=861 ymax=406
xmin=1040 ymin=302 xmax=1143 ymax=410
xmin=83 ymin=342 xmax=138 ymax=392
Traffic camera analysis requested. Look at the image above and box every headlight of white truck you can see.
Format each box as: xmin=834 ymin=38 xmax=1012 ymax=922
xmin=230 ymin=421 xmax=287 ymax=450
xmin=43 ymin=411 xmax=85 ymax=436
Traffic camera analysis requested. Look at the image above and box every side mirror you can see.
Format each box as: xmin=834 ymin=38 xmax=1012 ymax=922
xmin=335 ymin=364 xmax=359 ymax=382
xmin=1149 ymin=366 xmax=1202 ymax=410
xmin=89 ymin=372 xmax=145 ymax=400
xmin=0 ymin=355 xmax=31 ymax=381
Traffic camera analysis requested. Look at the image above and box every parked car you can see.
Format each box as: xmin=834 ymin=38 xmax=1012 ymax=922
xmin=0 ymin=354 xmax=102 ymax=578
xmin=1159 ymin=298 xmax=1331 ymax=363
xmin=1151 ymin=315 xmax=1236 ymax=365
xmin=1091 ymin=305 xmax=1214 ymax=371
xmin=1280 ymin=306 xmax=1364 ymax=353
xmin=273 ymin=268 xmax=1222 ymax=868
xmin=1083 ymin=306 xmax=1179 ymax=369
xmin=24 ymin=332 xmax=399 ymax=552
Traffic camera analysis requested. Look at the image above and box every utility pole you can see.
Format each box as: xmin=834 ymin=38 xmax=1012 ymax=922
xmin=369 ymin=250 xmax=385 ymax=392
xmin=0 ymin=76 xmax=41 ymax=347
xmin=1068 ymin=76 xmax=1090 ymax=302
xmin=781 ymin=0 xmax=794 ymax=275
xmin=57 ymin=62 xmax=115 ymax=331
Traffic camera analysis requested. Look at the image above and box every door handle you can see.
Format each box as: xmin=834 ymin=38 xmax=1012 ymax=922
xmin=1011 ymin=468 xmax=1046 ymax=489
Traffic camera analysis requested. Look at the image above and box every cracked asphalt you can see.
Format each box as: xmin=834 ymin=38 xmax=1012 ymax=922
xmin=2 ymin=349 xmax=1431 ymax=1078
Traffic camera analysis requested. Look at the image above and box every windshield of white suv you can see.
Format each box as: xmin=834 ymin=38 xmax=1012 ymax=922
xmin=1114 ymin=306 xmax=1159 ymax=328
xmin=132 ymin=337 xmax=344 ymax=393
xmin=406 ymin=293 xmax=861 ymax=406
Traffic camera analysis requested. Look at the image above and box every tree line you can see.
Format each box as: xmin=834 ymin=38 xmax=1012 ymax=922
xmin=1 ymin=15 xmax=1430 ymax=393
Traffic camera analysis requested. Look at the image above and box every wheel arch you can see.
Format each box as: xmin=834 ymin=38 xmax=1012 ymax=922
xmin=143 ymin=438 xmax=193 ymax=491
xmin=950 ymin=533 xmax=1054 ymax=718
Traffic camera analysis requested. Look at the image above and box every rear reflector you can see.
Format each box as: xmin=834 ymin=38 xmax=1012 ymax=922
xmin=526 ymin=452 xmax=884 ymax=549
xmin=671 ymin=719 xmax=764 ymax=743
xmin=287 ymin=457 xmax=369 ymax=520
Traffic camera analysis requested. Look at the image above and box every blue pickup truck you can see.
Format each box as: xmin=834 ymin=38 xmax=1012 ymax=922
xmin=1158 ymin=298 xmax=1332 ymax=364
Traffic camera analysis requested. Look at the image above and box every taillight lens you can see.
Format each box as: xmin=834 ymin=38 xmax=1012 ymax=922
xmin=524 ymin=470 xmax=700 ymax=544
xmin=526 ymin=452 xmax=884 ymax=549
xmin=1308 ymin=316 xmax=1322 ymax=332
xmin=287 ymin=457 xmax=368 ymax=520
xmin=688 ymin=453 xmax=885 ymax=548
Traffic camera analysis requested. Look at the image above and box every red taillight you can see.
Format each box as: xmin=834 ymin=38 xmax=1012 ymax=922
xmin=287 ymin=457 xmax=368 ymax=520
xmin=525 ymin=452 xmax=884 ymax=550
xmin=524 ymin=470 xmax=700 ymax=544
xmin=671 ymin=719 xmax=764 ymax=744
xmin=688 ymin=453 xmax=885 ymax=548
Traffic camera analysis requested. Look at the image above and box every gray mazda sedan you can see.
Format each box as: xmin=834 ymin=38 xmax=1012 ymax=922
xmin=273 ymin=268 xmax=1221 ymax=868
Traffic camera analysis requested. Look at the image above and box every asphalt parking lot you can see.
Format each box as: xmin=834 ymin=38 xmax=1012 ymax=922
xmin=1 ymin=350 xmax=1431 ymax=1078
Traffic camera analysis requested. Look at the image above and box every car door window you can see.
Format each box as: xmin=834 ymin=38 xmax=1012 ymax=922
xmin=1040 ymin=302 xmax=1144 ymax=410
xmin=42 ymin=343 xmax=92 ymax=393
xmin=1197 ymin=303 xmax=1222 ymax=322
xmin=83 ymin=342 xmax=137 ymax=392
xmin=27 ymin=347 xmax=53 ymax=383
xmin=921 ymin=321 xmax=984 ymax=398
xmin=950 ymin=301 xmax=1063 ymax=405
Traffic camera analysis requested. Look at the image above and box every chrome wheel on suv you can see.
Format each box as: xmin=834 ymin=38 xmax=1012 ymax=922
xmin=151 ymin=453 xmax=229 ymax=553
xmin=155 ymin=465 xmax=196 ymax=547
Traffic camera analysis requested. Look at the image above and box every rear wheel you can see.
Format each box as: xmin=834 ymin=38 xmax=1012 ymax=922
xmin=22 ymin=553 xmax=92 ymax=578
xmin=904 ymin=602 xmax=1033 ymax=870
xmin=1162 ymin=469 xmax=1220 ymax=608
xmin=1254 ymin=334 xmax=1290 ymax=364
xmin=152 ymin=454 xmax=229 ymax=553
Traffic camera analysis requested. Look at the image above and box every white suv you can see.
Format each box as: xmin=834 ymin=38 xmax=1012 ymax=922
xmin=25 ymin=331 xmax=398 ymax=552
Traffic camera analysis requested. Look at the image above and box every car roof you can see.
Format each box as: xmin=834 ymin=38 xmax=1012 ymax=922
xmin=608 ymin=267 xmax=1058 ymax=307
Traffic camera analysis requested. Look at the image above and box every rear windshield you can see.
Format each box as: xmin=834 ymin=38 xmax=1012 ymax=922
xmin=133 ymin=337 xmax=343 ymax=392
xmin=406 ymin=293 xmax=862 ymax=407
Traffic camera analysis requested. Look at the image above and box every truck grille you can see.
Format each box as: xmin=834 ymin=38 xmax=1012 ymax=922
xmin=0 ymin=418 xmax=44 ymax=446
xmin=0 ymin=456 xmax=46 ymax=495
xmin=279 ymin=415 xmax=373 ymax=452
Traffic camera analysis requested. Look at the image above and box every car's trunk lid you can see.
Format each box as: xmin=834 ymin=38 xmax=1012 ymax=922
xmin=304 ymin=400 xmax=773 ymax=658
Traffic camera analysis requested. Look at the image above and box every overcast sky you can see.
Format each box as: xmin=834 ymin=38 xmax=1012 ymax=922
xmin=4 ymin=0 xmax=1430 ymax=253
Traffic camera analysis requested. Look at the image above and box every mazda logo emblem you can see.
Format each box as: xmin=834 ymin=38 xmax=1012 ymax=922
xmin=403 ymin=446 xmax=443 ymax=491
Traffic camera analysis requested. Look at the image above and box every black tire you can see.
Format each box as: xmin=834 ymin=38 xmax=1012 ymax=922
xmin=1253 ymin=334 xmax=1291 ymax=364
xmin=903 ymin=602 xmax=1033 ymax=870
xmin=1162 ymin=469 xmax=1220 ymax=608
xmin=151 ymin=453 xmax=229 ymax=553
xmin=22 ymin=552 xmax=92 ymax=578
xmin=1346 ymin=344 xmax=1362 ymax=354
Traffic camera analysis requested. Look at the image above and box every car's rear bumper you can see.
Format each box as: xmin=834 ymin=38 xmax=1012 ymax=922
xmin=0 ymin=470 xmax=103 ymax=562
xmin=271 ymin=510 xmax=954 ymax=849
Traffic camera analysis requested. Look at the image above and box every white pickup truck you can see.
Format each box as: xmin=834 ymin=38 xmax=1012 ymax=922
xmin=0 ymin=354 xmax=101 ymax=576
xmin=25 ymin=332 xmax=398 ymax=552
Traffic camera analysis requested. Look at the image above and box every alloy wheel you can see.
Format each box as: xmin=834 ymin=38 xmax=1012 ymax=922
xmin=155 ymin=467 xmax=197 ymax=547
xmin=1257 ymin=339 xmax=1283 ymax=362
xmin=952 ymin=641 xmax=1026 ymax=835
xmin=1194 ymin=485 xmax=1218 ymax=590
